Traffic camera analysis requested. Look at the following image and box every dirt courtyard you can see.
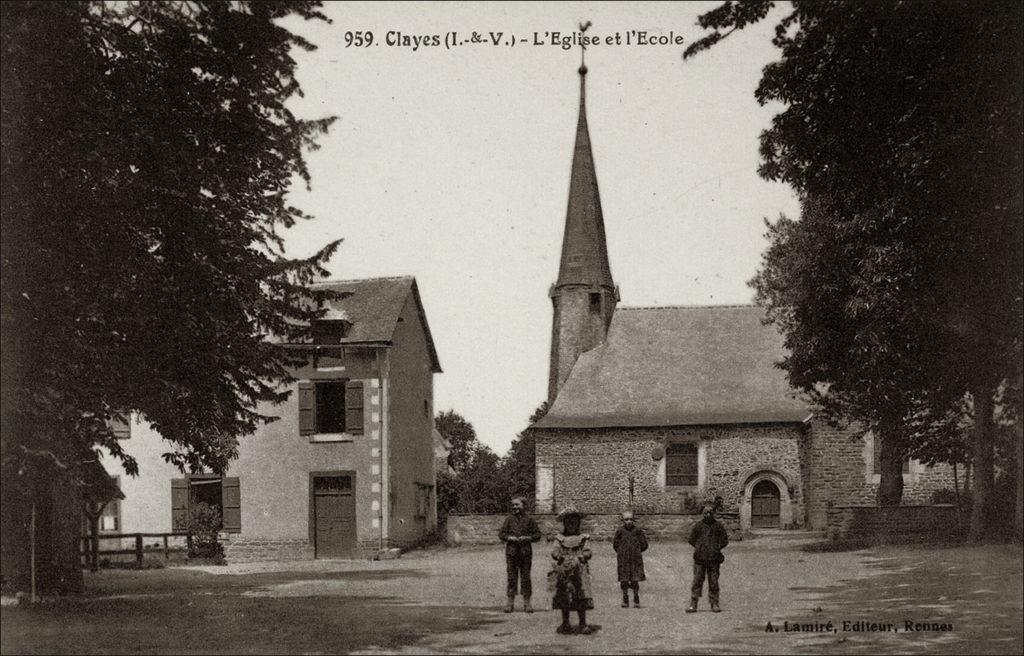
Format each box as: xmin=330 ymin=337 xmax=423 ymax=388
xmin=2 ymin=532 xmax=1021 ymax=654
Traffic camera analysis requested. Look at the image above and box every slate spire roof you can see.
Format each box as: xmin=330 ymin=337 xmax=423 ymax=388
xmin=555 ymin=65 xmax=615 ymax=291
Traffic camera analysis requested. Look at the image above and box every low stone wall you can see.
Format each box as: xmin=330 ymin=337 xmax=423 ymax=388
xmin=221 ymin=537 xmax=314 ymax=562
xmin=446 ymin=512 xmax=741 ymax=546
xmin=825 ymin=504 xmax=965 ymax=544
xmin=221 ymin=536 xmax=417 ymax=563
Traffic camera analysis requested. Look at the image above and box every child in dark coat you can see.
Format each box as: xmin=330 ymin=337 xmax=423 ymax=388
xmin=686 ymin=504 xmax=729 ymax=613
xmin=612 ymin=511 xmax=648 ymax=608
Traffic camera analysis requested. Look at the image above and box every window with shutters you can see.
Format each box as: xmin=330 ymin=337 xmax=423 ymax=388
xmin=665 ymin=443 xmax=699 ymax=486
xmin=299 ymin=379 xmax=364 ymax=440
xmin=171 ymin=476 xmax=241 ymax=534
xmin=316 ymin=381 xmax=347 ymax=433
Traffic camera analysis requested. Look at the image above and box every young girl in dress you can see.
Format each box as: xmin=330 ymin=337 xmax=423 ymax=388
xmin=549 ymin=506 xmax=595 ymax=634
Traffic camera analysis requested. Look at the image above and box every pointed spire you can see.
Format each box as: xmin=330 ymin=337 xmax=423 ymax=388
xmin=555 ymin=62 xmax=614 ymax=291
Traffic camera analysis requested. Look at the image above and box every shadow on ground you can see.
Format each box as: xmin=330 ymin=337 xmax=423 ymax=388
xmin=780 ymin=543 xmax=1023 ymax=655
xmin=0 ymin=567 xmax=499 ymax=655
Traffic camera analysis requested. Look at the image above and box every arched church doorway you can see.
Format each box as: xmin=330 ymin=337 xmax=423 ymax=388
xmin=750 ymin=479 xmax=781 ymax=528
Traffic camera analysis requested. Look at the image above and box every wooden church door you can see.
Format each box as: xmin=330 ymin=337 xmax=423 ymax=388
xmin=750 ymin=479 xmax=781 ymax=528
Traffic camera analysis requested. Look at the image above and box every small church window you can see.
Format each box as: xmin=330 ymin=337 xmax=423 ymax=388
xmin=589 ymin=292 xmax=601 ymax=313
xmin=666 ymin=443 xmax=698 ymax=486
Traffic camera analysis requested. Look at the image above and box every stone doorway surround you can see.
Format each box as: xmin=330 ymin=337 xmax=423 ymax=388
xmin=739 ymin=469 xmax=794 ymax=530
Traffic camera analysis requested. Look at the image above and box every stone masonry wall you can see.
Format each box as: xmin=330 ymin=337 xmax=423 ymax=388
xmin=221 ymin=535 xmax=402 ymax=562
xmin=446 ymin=513 xmax=741 ymax=545
xmin=802 ymin=422 xmax=957 ymax=529
xmin=825 ymin=505 xmax=965 ymax=544
xmin=704 ymin=427 xmax=803 ymax=514
xmin=222 ymin=536 xmax=314 ymax=562
xmin=534 ymin=425 xmax=804 ymax=517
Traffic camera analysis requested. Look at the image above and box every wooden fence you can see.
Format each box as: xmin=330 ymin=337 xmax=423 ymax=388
xmin=80 ymin=532 xmax=191 ymax=570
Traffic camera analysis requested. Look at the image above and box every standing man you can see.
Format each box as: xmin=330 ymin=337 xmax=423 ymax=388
xmin=686 ymin=503 xmax=729 ymax=613
xmin=498 ymin=497 xmax=542 ymax=613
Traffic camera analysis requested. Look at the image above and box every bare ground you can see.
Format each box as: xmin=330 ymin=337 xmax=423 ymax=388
xmin=1 ymin=532 xmax=1021 ymax=654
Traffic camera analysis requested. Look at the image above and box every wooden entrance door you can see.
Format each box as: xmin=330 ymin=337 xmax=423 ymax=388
xmin=750 ymin=479 xmax=781 ymax=528
xmin=312 ymin=476 xmax=355 ymax=558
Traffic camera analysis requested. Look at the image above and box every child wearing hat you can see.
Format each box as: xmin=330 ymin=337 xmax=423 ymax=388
xmin=549 ymin=506 xmax=595 ymax=634
xmin=686 ymin=503 xmax=729 ymax=613
xmin=612 ymin=510 xmax=648 ymax=608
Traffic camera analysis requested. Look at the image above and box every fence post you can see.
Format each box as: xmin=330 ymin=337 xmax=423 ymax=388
xmin=163 ymin=534 xmax=170 ymax=560
xmin=187 ymin=533 xmax=193 ymax=556
xmin=135 ymin=534 xmax=143 ymax=564
xmin=90 ymin=515 xmax=100 ymax=572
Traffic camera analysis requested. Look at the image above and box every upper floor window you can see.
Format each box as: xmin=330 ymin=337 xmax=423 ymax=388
xmin=108 ymin=415 xmax=131 ymax=440
xmin=312 ymin=319 xmax=352 ymax=344
xmin=298 ymin=380 xmax=364 ymax=437
xmin=316 ymin=381 xmax=347 ymax=433
xmin=666 ymin=443 xmax=698 ymax=486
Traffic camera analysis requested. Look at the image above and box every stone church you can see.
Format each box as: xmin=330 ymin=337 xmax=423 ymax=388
xmin=531 ymin=65 xmax=954 ymax=530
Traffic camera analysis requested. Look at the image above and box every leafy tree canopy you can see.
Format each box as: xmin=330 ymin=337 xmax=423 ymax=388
xmin=1 ymin=0 xmax=340 ymax=485
xmin=688 ymin=1 xmax=1022 ymax=518
xmin=503 ymin=401 xmax=549 ymax=507
xmin=434 ymin=409 xmax=480 ymax=475
xmin=690 ymin=1 xmax=1022 ymax=401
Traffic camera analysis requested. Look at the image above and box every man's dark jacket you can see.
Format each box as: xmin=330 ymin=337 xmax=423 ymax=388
xmin=688 ymin=518 xmax=729 ymax=564
xmin=498 ymin=513 xmax=542 ymax=557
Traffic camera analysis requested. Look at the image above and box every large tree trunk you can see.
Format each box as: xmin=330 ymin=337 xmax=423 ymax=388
xmin=969 ymin=388 xmax=995 ymax=542
xmin=1015 ymin=370 xmax=1023 ymax=543
xmin=877 ymin=431 xmax=904 ymax=506
xmin=0 ymin=471 xmax=84 ymax=594
xmin=1015 ymin=416 xmax=1023 ymax=542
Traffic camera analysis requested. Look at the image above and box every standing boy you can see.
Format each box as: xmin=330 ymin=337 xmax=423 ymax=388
xmin=686 ymin=504 xmax=729 ymax=613
xmin=498 ymin=497 xmax=542 ymax=613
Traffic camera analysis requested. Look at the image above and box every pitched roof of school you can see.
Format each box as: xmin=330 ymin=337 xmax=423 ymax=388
xmin=314 ymin=276 xmax=441 ymax=372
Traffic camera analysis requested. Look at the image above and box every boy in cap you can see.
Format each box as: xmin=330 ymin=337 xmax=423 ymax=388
xmin=498 ymin=497 xmax=541 ymax=612
xmin=686 ymin=503 xmax=729 ymax=613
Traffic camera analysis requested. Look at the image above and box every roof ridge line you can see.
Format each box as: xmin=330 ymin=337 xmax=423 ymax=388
xmin=618 ymin=303 xmax=757 ymax=310
xmin=314 ymin=275 xmax=415 ymax=285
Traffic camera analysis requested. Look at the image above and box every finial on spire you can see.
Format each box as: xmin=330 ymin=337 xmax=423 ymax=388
xmin=578 ymin=21 xmax=592 ymax=75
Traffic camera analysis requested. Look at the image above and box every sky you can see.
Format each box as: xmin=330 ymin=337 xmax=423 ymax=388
xmin=279 ymin=2 xmax=801 ymax=455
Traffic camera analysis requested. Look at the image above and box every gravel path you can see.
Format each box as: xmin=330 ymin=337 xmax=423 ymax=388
xmin=2 ymin=532 xmax=1021 ymax=654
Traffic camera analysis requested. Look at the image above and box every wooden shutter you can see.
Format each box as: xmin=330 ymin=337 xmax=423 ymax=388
xmin=171 ymin=478 xmax=189 ymax=532
xmin=222 ymin=477 xmax=241 ymax=533
xmin=298 ymin=382 xmax=315 ymax=435
xmin=345 ymin=381 xmax=364 ymax=434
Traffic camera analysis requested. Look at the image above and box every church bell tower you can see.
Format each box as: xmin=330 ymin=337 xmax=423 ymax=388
xmin=548 ymin=63 xmax=618 ymax=404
